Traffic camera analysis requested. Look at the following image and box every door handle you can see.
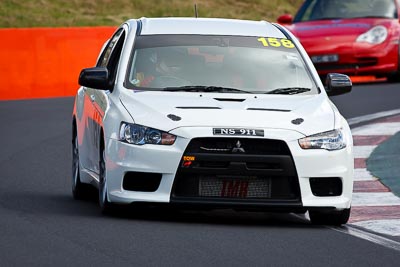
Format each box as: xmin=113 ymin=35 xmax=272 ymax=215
xmin=90 ymin=95 xmax=96 ymax=102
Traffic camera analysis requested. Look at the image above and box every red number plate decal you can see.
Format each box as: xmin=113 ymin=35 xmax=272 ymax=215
xmin=199 ymin=177 xmax=270 ymax=198
xmin=220 ymin=180 xmax=249 ymax=198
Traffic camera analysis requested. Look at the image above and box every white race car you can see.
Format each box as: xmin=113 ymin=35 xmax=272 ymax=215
xmin=72 ymin=17 xmax=354 ymax=225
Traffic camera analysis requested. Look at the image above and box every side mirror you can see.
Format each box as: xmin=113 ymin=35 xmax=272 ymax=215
xmin=325 ymin=73 xmax=352 ymax=96
xmin=277 ymin=14 xmax=293 ymax=25
xmin=78 ymin=67 xmax=109 ymax=90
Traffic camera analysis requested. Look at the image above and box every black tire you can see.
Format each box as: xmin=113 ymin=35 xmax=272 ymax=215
xmin=72 ymin=123 xmax=90 ymax=200
xmin=387 ymin=73 xmax=400 ymax=83
xmin=309 ymin=208 xmax=351 ymax=226
xmin=99 ymin=139 xmax=115 ymax=214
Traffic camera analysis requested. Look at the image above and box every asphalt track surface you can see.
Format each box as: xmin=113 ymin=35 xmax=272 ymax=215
xmin=1 ymin=83 xmax=400 ymax=266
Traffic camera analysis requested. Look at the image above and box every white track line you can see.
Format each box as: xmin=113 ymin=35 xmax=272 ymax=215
xmin=351 ymin=122 xmax=400 ymax=136
xmin=351 ymin=220 xmax=400 ymax=237
xmin=348 ymin=109 xmax=400 ymax=126
xmin=352 ymin=192 xmax=400 ymax=206
xmin=330 ymin=225 xmax=400 ymax=252
xmin=353 ymin=168 xmax=376 ymax=181
xmin=353 ymin=145 xmax=376 ymax=159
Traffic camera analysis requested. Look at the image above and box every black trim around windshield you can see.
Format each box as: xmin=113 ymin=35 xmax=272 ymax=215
xmin=132 ymin=34 xmax=295 ymax=51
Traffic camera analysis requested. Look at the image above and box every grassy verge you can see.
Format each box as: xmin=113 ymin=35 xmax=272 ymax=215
xmin=0 ymin=0 xmax=303 ymax=28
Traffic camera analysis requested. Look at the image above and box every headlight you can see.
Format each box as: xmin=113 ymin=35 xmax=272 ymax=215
xmin=119 ymin=122 xmax=176 ymax=145
xmin=298 ymin=129 xmax=346 ymax=151
xmin=356 ymin=25 xmax=388 ymax=44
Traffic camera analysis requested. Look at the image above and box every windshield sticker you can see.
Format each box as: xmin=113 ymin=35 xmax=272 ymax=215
xmin=257 ymin=37 xmax=295 ymax=49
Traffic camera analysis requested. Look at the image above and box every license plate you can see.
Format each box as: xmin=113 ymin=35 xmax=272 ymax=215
xmin=213 ymin=128 xmax=264 ymax=136
xmin=199 ymin=177 xmax=271 ymax=198
xmin=311 ymin=54 xmax=339 ymax=63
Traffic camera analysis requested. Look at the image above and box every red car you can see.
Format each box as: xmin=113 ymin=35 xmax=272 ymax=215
xmin=278 ymin=0 xmax=400 ymax=82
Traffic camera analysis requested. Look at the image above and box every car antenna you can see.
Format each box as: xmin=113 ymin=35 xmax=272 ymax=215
xmin=194 ymin=3 xmax=198 ymax=18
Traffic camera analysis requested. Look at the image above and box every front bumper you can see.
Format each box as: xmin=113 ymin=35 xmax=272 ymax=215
xmin=105 ymin=127 xmax=353 ymax=211
xmin=309 ymin=41 xmax=399 ymax=76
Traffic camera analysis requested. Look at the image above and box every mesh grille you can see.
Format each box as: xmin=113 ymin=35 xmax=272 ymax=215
xmin=199 ymin=177 xmax=271 ymax=198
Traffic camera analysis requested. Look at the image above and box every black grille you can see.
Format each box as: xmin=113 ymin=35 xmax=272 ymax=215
xmin=186 ymin=137 xmax=291 ymax=155
xmin=315 ymin=60 xmax=377 ymax=72
xmin=171 ymin=138 xmax=301 ymax=207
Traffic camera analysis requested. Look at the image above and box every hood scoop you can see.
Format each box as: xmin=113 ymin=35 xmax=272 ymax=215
xmin=214 ymin=98 xmax=246 ymax=102
xmin=247 ymin=108 xmax=291 ymax=112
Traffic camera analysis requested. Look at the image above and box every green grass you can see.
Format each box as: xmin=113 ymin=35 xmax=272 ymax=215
xmin=0 ymin=0 xmax=303 ymax=28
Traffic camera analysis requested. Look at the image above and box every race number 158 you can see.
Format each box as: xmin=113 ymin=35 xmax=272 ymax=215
xmin=257 ymin=37 xmax=295 ymax=48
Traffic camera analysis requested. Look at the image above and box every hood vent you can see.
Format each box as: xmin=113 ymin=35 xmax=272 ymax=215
xmin=176 ymin=106 xmax=221 ymax=109
xmin=214 ymin=98 xmax=245 ymax=102
xmin=247 ymin=108 xmax=291 ymax=112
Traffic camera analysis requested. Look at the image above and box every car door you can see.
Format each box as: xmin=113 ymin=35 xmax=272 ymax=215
xmin=88 ymin=28 xmax=126 ymax=174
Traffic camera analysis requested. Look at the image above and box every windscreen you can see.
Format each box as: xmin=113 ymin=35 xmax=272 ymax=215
xmin=294 ymin=0 xmax=397 ymax=22
xmin=125 ymin=35 xmax=318 ymax=95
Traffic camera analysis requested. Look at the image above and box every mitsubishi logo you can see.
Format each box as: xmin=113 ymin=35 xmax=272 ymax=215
xmin=232 ymin=140 xmax=245 ymax=153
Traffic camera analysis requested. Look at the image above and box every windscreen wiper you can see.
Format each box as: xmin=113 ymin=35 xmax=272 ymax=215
xmin=163 ymin=86 xmax=253 ymax=94
xmin=266 ymin=87 xmax=311 ymax=95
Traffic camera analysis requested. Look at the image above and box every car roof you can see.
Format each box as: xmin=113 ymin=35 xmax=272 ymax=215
xmin=127 ymin=17 xmax=287 ymax=38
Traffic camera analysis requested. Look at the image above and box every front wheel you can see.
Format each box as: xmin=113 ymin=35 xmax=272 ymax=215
xmin=309 ymin=208 xmax=351 ymax=226
xmin=99 ymin=143 xmax=115 ymax=214
xmin=72 ymin=125 xmax=90 ymax=200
